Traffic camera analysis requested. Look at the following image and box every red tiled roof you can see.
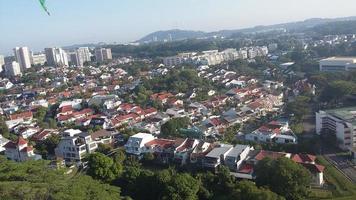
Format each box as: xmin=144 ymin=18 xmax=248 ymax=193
xmin=291 ymin=154 xmax=316 ymax=164
xmin=145 ymin=139 xmax=175 ymax=149
xmin=20 ymin=146 xmax=33 ymax=152
xmin=9 ymin=111 xmax=33 ymax=121
xmin=254 ymin=150 xmax=288 ymax=161
xmin=301 ymin=163 xmax=325 ymax=173
xmin=238 ymin=163 xmax=254 ymax=174
xmin=57 ymin=114 xmax=73 ymax=121
xmin=4 ymin=137 xmax=28 ymax=149
xmin=59 ymin=105 xmax=73 ymax=113
xmin=210 ymin=118 xmax=222 ymax=127
xmin=144 ymin=108 xmax=158 ymax=115
xmin=176 ymin=139 xmax=196 ymax=152
xmin=150 ymin=92 xmax=173 ymax=101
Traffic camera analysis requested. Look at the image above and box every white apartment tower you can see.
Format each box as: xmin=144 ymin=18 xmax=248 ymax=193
xmin=5 ymin=61 xmax=22 ymax=77
xmin=0 ymin=55 xmax=4 ymax=72
xmin=45 ymin=47 xmax=69 ymax=67
xmin=316 ymin=107 xmax=356 ymax=151
xmin=13 ymin=47 xmax=32 ymax=70
xmin=77 ymin=47 xmax=91 ymax=64
xmin=95 ymin=48 xmax=112 ymax=62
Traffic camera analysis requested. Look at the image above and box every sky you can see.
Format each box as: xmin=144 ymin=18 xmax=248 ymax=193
xmin=0 ymin=0 xmax=355 ymax=55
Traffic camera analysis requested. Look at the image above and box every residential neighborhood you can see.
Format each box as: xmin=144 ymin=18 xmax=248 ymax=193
xmin=1 ymin=2 xmax=356 ymax=199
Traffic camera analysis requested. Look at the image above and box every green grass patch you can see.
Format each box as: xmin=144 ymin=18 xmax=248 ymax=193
xmin=314 ymin=156 xmax=356 ymax=199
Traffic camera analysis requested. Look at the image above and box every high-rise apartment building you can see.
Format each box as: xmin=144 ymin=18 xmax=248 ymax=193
xmin=5 ymin=61 xmax=22 ymax=77
xmin=31 ymin=53 xmax=47 ymax=66
xmin=45 ymin=47 xmax=69 ymax=67
xmin=13 ymin=47 xmax=32 ymax=70
xmin=77 ymin=47 xmax=91 ymax=64
xmin=95 ymin=48 xmax=112 ymax=62
xmin=0 ymin=55 xmax=4 ymax=72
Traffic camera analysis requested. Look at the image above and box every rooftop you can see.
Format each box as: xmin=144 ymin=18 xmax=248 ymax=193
xmin=205 ymin=144 xmax=233 ymax=158
xmin=323 ymin=107 xmax=356 ymax=125
xmin=321 ymin=57 xmax=356 ymax=62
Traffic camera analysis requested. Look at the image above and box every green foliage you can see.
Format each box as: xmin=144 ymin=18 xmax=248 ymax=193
xmin=34 ymin=134 xmax=61 ymax=158
xmin=108 ymin=39 xmax=243 ymax=58
xmin=320 ymin=80 xmax=356 ymax=103
xmin=290 ymin=123 xmax=304 ymax=134
xmin=0 ymin=116 xmax=10 ymax=139
xmin=286 ymin=95 xmax=311 ymax=122
xmin=255 ymin=157 xmax=311 ymax=200
xmin=196 ymin=166 xmax=283 ymax=200
xmin=144 ymin=69 xmax=210 ymax=93
xmin=87 ymin=153 xmax=123 ymax=182
xmin=223 ymin=123 xmax=241 ymax=143
xmin=160 ymin=117 xmax=190 ymax=138
xmin=97 ymin=143 xmax=114 ymax=155
xmin=0 ymin=157 xmax=122 ymax=200
xmin=231 ymin=180 xmax=285 ymax=200
xmin=119 ymin=168 xmax=200 ymax=200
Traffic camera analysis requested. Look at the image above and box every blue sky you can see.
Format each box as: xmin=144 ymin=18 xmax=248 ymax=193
xmin=0 ymin=0 xmax=355 ymax=55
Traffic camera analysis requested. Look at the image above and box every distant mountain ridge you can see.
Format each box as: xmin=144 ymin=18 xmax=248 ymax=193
xmin=137 ymin=16 xmax=356 ymax=43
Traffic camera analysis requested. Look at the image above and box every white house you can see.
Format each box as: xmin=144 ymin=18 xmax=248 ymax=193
xmin=4 ymin=137 xmax=41 ymax=162
xmin=225 ymin=145 xmax=253 ymax=172
xmin=124 ymin=133 xmax=155 ymax=156
xmin=55 ymin=129 xmax=98 ymax=164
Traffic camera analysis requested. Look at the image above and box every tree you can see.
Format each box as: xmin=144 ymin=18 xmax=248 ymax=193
xmin=97 ymin=143 xmax=113 ymax=155
xmin=255 ymin=157 xmax=311 ymax=200
xmin=286 ymin=95 xmax=311 ymax=122
xmin=34 ymin=134 xmax=61 ymax=158
xmin=0 ymin=157 xmax=123 ymax=200
xmin=34 ymin=106 xmax=48 ymax=122
xmin=160 ymin=117 xmax=190 ymax=138
xmin=320 ymin=80 xmax=356 ymax=104
xmin=164 ymin=173 xmax=200 ymax=200
xmin=87 ymin=153 xmax=123 ymax=182
xmin=231 ymin=181 xmax=285 ymax=200
xmin=0 ymin=116 xmax=10 ymax=139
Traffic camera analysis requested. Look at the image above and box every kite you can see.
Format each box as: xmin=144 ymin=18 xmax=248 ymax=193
xmin=39 ymin=0 xmax=51 ymax=16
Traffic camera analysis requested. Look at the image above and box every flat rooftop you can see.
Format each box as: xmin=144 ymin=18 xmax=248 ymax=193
xmin=324 ymin=107 xmax=356 ymax=125
xmin=320 ymin=57 xmax=356 ymax=62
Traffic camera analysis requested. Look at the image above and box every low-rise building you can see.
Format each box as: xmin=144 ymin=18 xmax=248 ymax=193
xmin=4 ymin=137 xmax=41 ymax=162
xmin=319 ymin=57 xmax=356 ymax=72
xmin=124 ymin=133 xmax=155 ymax=156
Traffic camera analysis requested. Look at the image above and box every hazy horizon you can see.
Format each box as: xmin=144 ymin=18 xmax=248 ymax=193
xmin=1 ymin=0 xmax=356 ymax=55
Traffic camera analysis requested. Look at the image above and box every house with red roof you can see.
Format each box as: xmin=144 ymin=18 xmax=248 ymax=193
xmin=4 ymin=137 xmax=41 ymax=162
xmin=9 ymin=111 xmax=33 ymax=121
xmin=150 ymin=92 xmax=174 ymax=104
xmin=292 ymin=154 xmax=325 ymax=186
xmin=174 ymin=139 xmax=199 ymax=165
xmin=245 ymin=119 xmax=297 ymax=144
xmin=31 ymin=129 xmax=59 ymax=141
xmin=145 ymin=138 xmax=176 ymax=163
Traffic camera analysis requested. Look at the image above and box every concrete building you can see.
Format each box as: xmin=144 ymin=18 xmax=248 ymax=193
xmin=70 ymin=52 xmax=81 ymax=66
xmin=203 ymin=144 xmax=233 ymax=169
xmin=316 ymin=107 xmax=356 ymax=152
xmin=95 ymin=48 xmax=112 ymax=62
xmin=0 ymin=55 xmax=4 ymax=72
xmin=55 ymin=129 xmax=98 ymax=164
xmin=225 ymin=145 xmax=252 ymax=171
xmin=5 ymin=61 xmax=22 ymax=77
xmin=13 ymin=47 xmax=32 ymax=70
xmin=31 ymin=53 xmax=47 ymax=65
xmin=77 ymin=47 xmax=91 ymax=64
xmin=124 ymin=133 xmax=155 ymax=156
xmin=319 ymin=57 xmax=356 ymax=72
xmin=4 ymin=137 xmax=41 ymax=162
xmin=45 ymin=47 xmax=69 ymax=67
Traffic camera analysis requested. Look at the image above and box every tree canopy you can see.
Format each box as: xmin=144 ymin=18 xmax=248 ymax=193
xmin=255 ymin=157 xmax=311 ymax=200
xmin=0 ymin=157 xmax=122 ymax=200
